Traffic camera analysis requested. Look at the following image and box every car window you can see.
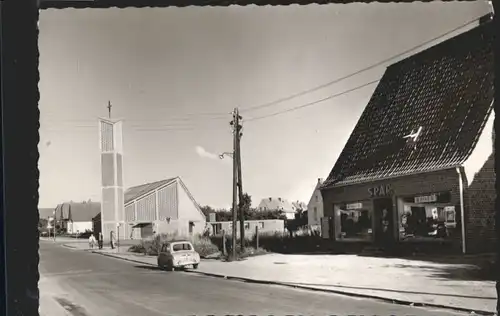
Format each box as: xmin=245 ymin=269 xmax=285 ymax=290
xmin=172 ymin=243 xmax=192 ymax=251
xmin=161 ymin=244 xmax=170 ymax=252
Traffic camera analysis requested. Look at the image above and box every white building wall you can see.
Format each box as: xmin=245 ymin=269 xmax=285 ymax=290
xmin=99 ymin=118 xmax=126 ymax=242
xmin=176 ymin=179 xmax=206 ymax=236
xmin=307 ymin=179 xmax=324 ymax=228
xmin=463 ymin=107 xmax=494 ymax=186
xmin=67 ymin=221 xmax=93 ymax=234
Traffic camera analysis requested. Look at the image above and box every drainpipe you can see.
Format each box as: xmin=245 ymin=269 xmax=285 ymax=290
xmin=456 ymin=167 xmax=466 ymax=254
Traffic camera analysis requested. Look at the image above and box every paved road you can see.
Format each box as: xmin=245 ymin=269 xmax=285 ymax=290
xmin=39 ymin=241 xmax=463 ymax=316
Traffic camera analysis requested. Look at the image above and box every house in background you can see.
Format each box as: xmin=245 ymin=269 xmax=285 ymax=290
xmin=257 ymin=197 xmax=297 ymax=220
xmin=55 ymin=201 xmax=101 ymax=234
xmin=39 ymin=208 xmax=55 ymax=222
xmin=307 ymin=178 xmax=324 ymax=231
xmin=38 ymin=208 xmax=56 ymax=231
xmin=319 ymin=17 xmax=494 ymax=254
xmin=209 ymin=219 xmax=285 ymax=237
xmin=123 ymin=177 xmax=206 ymax=239
xmin=292 ymin=201 xmax=307 ymax=212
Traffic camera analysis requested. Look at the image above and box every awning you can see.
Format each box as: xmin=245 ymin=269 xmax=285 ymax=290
xmin=132 ymin=222 xmax=152 ymax=228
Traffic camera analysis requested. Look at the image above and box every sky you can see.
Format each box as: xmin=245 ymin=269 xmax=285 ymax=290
xmin=38 ymin=2 xmax=492 ymax=209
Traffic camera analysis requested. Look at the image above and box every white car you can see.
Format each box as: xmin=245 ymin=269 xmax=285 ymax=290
xmin=157 ymin=240 xmax=201 ymax=271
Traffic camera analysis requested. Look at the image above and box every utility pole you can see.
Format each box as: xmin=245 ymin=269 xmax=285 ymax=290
xmin=236 ymin=111 xmax=245 ymax=251
xmin=231 ymin=108 xmax=239 ymax=260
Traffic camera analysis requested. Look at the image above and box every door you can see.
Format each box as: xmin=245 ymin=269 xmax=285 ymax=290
xmin=373 ymin=198 xmax=395 ymax=246
xmin=140 ymin=223 xmax=154 ymax=239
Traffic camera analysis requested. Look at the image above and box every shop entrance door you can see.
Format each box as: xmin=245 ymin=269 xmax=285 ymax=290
xmin=373 ymin=198 xmax=395 ymax=247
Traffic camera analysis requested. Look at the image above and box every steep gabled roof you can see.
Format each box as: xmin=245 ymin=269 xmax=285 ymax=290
xmin=321 ymin=20 xmax=494 ymax=189
xmin=69 ymin=202 xmax=101 ymax=222
xmin=124 ymin=178 xmax=176 ymax=204
xmin=307 ymin=179 xmax=324 ymax=207
xmin=54 ymin=202 xmax=101 ymax=222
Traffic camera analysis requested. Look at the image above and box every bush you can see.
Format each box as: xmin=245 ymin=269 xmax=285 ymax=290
xmin=128 ymin=233 xmax=220 ymax=258
xmin=252 ymin=230 xmax=323 ymax=254
xmin=191 ymin=236 xmax=220 ymax=258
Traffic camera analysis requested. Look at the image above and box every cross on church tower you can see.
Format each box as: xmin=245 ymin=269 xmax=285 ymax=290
xmin=107 ymin=101 xmax=112 ymax=119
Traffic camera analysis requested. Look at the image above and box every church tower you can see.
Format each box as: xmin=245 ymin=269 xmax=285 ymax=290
xmin=98 ymin=117 xmax=125 ymax=241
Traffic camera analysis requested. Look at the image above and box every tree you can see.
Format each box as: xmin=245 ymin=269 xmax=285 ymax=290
xmin=200 ymin=205 xmax=216 ymax=221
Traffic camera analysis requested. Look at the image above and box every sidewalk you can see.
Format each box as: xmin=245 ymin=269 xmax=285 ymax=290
xmin=64 ymin=242 xmax=498 ymax=315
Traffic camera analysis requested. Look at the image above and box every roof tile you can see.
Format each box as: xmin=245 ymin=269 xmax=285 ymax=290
xmin=322 ymin=21 xmax=494 ymax=189
xmin=124 ymin=178 xmax=176 ymax=204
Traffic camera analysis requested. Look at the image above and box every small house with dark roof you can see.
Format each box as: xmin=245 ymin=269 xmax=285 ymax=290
xmin=54 ymin=201 xmax=101 ymax=234
xmin=319 ymin=18 xmax=494 ymax=254
xmin=258 ymin=197 xmax=297 ymax=219
xmin=122 ymin=177 xmax=206 ymax=239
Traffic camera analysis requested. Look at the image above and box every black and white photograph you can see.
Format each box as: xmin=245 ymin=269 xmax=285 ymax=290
xmin=29 ymin=1 xmax=498 ymax=315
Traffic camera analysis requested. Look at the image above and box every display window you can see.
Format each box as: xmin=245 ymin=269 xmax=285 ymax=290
xmin=397 ymin=191 xmax=457 ymax=241
xmin=334 ymin=200 xmax=373 ymax=241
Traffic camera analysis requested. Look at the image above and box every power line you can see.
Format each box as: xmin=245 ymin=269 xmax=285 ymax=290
xmin=239 ymin=16 xmax=482 ymax=114
xmin=245 ymin=79 xmax=380 ymax=123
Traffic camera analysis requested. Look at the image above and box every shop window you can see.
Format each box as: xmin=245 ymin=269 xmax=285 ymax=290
xmin=334 ymin=201 xmax=372 ymax=240
xmin=398 ymin=192 xmax=456 ymax=241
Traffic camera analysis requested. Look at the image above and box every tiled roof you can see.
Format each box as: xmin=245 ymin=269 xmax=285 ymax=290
xmin=124 ymin=178 xmax=176 ymax=204
xmin=258 ymin=197 xmax=296 ymax=213
xmin=69 ymin=202 xmax=101 ymax=222
xmin=55 ymin=202 xmax=101 ymax=222
xmin=292 ymin=201 xmax=308 ymax=211
xmin=321 ymin=20 xmax=494 ymax=189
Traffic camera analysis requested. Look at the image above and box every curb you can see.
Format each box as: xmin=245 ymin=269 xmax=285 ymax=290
xmin=90 ymin=251 xmax=497 ymax=316
xmin=91 ymin=250 xmax=158 ymax=267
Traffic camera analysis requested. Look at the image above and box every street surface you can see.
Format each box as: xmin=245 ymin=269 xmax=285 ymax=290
xmin=39 ymin=241 xmax=464 ymax=316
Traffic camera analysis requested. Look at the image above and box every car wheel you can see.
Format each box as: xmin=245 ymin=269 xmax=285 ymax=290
xmin=193 ymin=264 xmax=199 ymax=269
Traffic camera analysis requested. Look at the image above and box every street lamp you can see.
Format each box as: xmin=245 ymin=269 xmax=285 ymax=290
xmin=219 ymin=152 xmax=234 ymax=160
xmin=116 ymin=222 xmax=122 ymax=251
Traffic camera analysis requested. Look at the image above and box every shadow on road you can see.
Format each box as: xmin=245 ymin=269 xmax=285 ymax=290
xmin=133 ymin=265 xmax=162 ymax=271
xmin=286 ymin=282 xmax=497 ymax=300
xmin=388 ymin=263 xmax=496 ymax=282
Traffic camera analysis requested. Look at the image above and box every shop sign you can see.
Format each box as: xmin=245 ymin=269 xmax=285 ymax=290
xmin=414 ymin=194 xmax=438 ymax=204
xmin=444 ymin=206 xmax=456 ymax=222
xmin=346 ymin=202 xmax=363 ymax=210
xmin=368 ymin=184 xmax=393 ymax=198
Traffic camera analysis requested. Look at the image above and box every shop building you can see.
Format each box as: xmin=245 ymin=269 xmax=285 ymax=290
xmin=319 ymin=18 xmax=494 ymax=254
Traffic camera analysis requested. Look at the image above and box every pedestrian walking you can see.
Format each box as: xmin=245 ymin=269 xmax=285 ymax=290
xmin=98 ymin=232 xmax=103 ymax=249
xmin=110 ymin=231 xmax=115 ymax=249
xmin=88 ymin=234 xmax=96 ymax=249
